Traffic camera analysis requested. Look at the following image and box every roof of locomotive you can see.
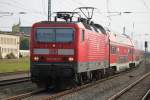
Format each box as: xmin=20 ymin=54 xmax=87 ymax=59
xmin=33 ymin=21 xmax=78 ymax=24
xmin=109 ymin=32 xmax=133 ymax=47
xmin=33 ymin=21 xmax=107 ymax=34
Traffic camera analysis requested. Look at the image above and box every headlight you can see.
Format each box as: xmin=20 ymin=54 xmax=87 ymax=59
xmin=34 ymin=56 xmax=39 ymax=61
xmin=68 ymin=57 xmax=74 ymax=62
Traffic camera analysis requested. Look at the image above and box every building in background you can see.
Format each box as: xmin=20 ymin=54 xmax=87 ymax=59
xmin=20 ymin=26 xmax=31 ymax=36
xmin=19 ymin=50 xmax=30 ymax=57
xmin=0 ymin=33 xmax=20 ymax=59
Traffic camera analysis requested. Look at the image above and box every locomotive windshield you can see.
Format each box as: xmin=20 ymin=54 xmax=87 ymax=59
xmin=36 ymin=28 xmax=74 ymax=42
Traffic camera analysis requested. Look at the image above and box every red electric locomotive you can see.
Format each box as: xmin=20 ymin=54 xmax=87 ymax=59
xmin=30 ymin=8 xmax=143 ymax=88
xmin=30 ymin=11 xmax=111 ymax=87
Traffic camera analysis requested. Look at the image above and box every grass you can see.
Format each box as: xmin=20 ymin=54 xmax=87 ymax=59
xmin=0 ymin=57 xmax=30 ymax=73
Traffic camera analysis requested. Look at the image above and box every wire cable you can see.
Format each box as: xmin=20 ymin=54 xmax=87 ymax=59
xmin=0 ymin=1 xmax=45 ymax=15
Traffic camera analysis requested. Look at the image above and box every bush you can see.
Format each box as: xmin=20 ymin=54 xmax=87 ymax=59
xmin=6 ymin=53 xmax=16 ymax=59
xmin=20 ymin=37 xmax=29 ymax=50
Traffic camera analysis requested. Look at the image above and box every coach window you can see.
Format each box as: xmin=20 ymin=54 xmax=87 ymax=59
xmin=128 ymin=49 xmax=133 ymax=54
xmin=111 ymin=46 xmax=117 ymax=54
xmin=81 ymin=30 xmax=85 ymax=42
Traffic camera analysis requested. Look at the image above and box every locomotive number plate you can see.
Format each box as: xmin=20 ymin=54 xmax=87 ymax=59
xmin=46 ymin=57 xmax=61 ymax=61
xmin=49 ymin=49 xmax=58 ymax=54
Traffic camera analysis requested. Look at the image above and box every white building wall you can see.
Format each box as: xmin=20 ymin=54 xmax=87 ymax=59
xmin=0 ymin=34 xmax=20 ymax=59
xmin=19 ymin=50 xmax=30 ymax=57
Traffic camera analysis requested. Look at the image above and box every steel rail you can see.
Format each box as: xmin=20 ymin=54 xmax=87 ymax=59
xmin=0 ymin=77 xmax=30 ymax=86
xmin=3 ymin=64 xmax=140 ymax=100
xmin=0 ymin=71 xmax=29 ymax=77
xmin=142 ymin=89 xmax=150 ymax=100
xmin=4 ymin=88 xmax=45 ymax=100
xmin=108 ymin=71 xmax=150 ymax=100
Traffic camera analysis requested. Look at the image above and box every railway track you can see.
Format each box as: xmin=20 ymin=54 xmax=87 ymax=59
xmin=41 ymin=68 xmax=138 ymax=100
xmin=4 ymin=88 xmax=45 ymax=100
xmin=42 ymin=74 xmax=124 ymax=100
xmin=3 ymin=75 xmax=123 ymax=100
xmin=108 ymin=71 xmax=150 ymax=100
xmin=142 ymin=89 xmax=150 ymax=100
xmin=0 ymin=71 xmax=29 ymax=77
xmin=4 ymin=66 xmax=139 ymax=100
xmin=0 ymin=77 xmax=30 ymax=86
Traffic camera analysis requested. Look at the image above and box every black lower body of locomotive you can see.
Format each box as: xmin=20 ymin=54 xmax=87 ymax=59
xmin=30 ymin=62 xmax=77 ymax=88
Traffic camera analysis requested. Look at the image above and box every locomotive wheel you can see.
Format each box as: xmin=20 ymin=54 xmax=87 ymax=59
xmin=95 ymin=71 xmax=101 ymax=80
xmin=97 ymin=71 xmax=102 ymax=80
xmin=92 ymin=71 xmax=97 ymax=81
xmin=101 ymin=69 xmax=106 ymax=78
xmin=79 ymin=73 xmax=84 ymax=85
xmin=75 ymin=73 xmax=83 ymax=85
xmin=86 ymin=71 xmax=92 ymax=82
xmin=105 ymin=68 xmax=111 ymax=77
xmin=82 ymin=72 xmax=86 ymax=82
xmin=107 ymin=68 xmax=115 ymax=76
xmin=90 ymin=72 xmax=93 ymax=81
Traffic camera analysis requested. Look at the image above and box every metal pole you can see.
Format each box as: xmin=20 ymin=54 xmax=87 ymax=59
xmin=123 ymin=26 xmax=125 ymax=34
xmin=132 ymin=22 xmax=134 ymax=39
xmin=48 ymin=0 xmax=51 ymax=21
xmin=144 ymin=41 xmax=148 ymax=65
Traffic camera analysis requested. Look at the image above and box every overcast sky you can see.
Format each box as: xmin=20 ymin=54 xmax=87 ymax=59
xmin=0 ymin=0 xmax=150 ymax=49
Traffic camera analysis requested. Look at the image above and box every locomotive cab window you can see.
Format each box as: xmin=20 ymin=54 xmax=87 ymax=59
xmin=36 ymin=28 xmax=74 ymax=42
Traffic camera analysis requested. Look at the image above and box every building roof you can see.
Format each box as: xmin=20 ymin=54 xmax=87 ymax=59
xmin=0 ymin=31 xmax=29 ymax=37
xmin=0 ymin=31 xmax=20 ymax=37
xmin=20 ymin=26 xmax=31 ymax=35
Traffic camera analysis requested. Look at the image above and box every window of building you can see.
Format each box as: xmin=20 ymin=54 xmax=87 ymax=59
xmin=4 ymin=37 xmax=6 ymax=44
xmin=6 ymin=38 xmax=8 ymax=44
xmin=0 ymin=37 xmax=1 ymax=44
xmin=15 ymin=39 xmax=17 ymax=45
xmin=1 ymin=37 xmax=3 ymax=44
xmin=8 ymin=38 xmax=10 ymax=45
xmin=12 ymin=39 xmax=14 ymax=45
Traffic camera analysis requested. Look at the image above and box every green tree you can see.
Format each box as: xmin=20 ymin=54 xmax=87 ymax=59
xmin=20 ymin=38 xmax=29 ymax=50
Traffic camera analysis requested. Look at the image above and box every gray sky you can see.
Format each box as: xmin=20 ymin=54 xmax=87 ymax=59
xmin=0 ymin=0 xmax=150 ymax=49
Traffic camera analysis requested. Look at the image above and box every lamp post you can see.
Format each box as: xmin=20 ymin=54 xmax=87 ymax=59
xmin=48 ymin=0 xmax=51 ymax=21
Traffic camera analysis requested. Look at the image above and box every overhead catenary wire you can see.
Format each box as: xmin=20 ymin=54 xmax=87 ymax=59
xmin=0 ymin=1 xmax=46 ymax=15
xmin=63 ymin=0 xmax=126 ymax=33
xmin=12 ymin=0 xmax=43 ymax=13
